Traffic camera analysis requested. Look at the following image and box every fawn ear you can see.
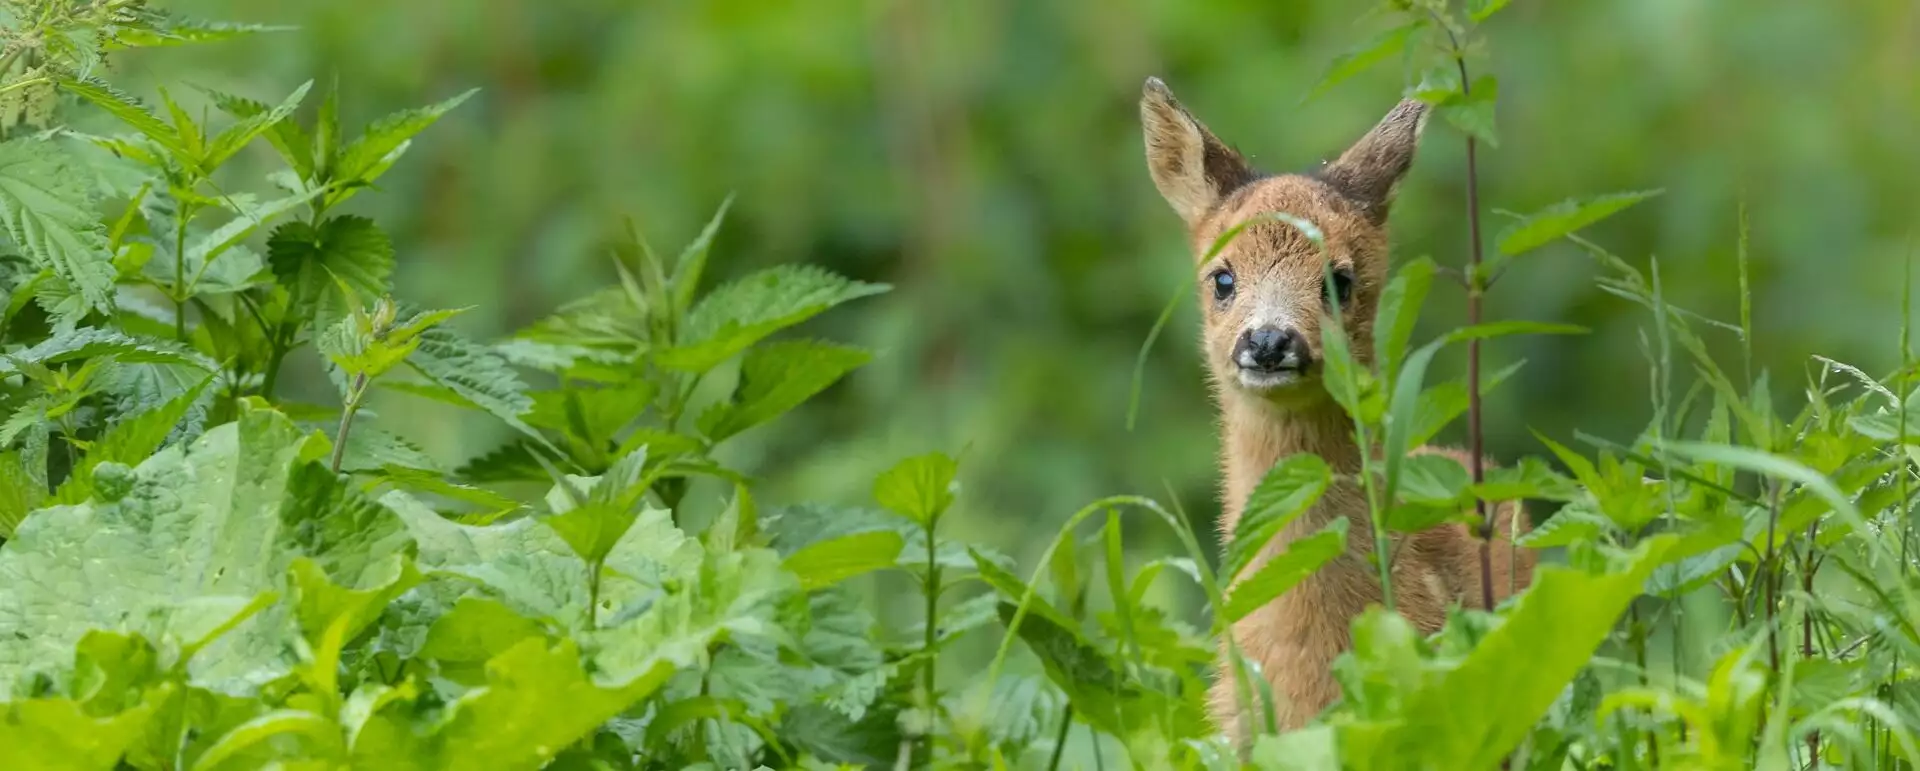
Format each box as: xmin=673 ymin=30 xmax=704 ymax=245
xmin=1320 ymin=99 xmax=1429 ymax=224
xmin=1140 ymin=77 xmax=1257 ymax=225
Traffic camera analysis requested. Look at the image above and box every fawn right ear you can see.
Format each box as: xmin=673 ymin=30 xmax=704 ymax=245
xmin=1141 ymin=77 xmax=1256 ymax=225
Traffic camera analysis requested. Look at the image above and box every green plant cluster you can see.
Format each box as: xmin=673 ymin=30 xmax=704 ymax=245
xmin=0 ymin=1 xmax=1916 ymax=769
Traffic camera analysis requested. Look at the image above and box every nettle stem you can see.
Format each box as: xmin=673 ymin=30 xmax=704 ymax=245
xmin=1452 ymin=51 xmax=1497 ymax=613
xmin=173 ymin=203 xmax=191 ymax=341
xmin=920 ymin=518 xmax=941 ymax=741
xmin=329 ymin=372 xmax=369 ymax=474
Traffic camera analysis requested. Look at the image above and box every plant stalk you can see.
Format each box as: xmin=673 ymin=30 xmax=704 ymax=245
xmin=328 ymin=372 xmax=369 ymax=474
xmin=1045 ymin=705 xmax=1075 ymax=771
xmin=173 ymin=204 xmax=191 ymax=341
xmin=921 ymin=518 xmax=940 ymax=728
xmin=1452 ymin=53 xmax=1497 ymax=613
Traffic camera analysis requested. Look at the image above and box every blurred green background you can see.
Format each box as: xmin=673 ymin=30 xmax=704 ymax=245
xmin=125 ymin=0 xmax=1920 ymax=567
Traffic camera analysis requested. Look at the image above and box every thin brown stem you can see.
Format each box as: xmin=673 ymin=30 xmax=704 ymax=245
xmin=1454 ymin=53 xmax=1495 ymax=614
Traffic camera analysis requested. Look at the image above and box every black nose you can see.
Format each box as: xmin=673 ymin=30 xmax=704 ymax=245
xmin=1235 ymin=326 xmax=1307 ymax=372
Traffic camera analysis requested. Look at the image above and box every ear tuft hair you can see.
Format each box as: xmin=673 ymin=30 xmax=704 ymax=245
xmin=1318 ymin=99 xmax=1429 ymax=224
xmin=1140 ymin=77 xmax=1257 ymax=225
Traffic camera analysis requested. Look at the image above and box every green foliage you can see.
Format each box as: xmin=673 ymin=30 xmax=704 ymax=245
xmin=1 ymin=1 xmax=1916 ymax=769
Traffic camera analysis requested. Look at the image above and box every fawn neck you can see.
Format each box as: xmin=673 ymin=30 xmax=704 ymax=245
xmin=1217 ymin=388 xmax=1362 ymax=538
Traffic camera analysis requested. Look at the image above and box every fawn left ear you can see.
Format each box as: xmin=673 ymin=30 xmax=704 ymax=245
xmin=1320 ymin=99 xmax=1430 ymax=224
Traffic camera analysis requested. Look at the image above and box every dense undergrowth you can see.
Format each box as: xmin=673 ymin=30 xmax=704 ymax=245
xmin=0 ymin=1 xmax=1916 ymax=769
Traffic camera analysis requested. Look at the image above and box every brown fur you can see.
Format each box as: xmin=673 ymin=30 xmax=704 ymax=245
xmin=1138 ymin=78 xmax=1536 ymax=744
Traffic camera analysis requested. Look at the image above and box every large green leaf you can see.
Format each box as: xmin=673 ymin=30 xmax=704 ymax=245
xmin=1222 ymin=519 xmax=1349 ymax=623
xmin=329 ymin=89 xmax=478 ymax=196
xmin=659 ymin=265 xmax=888 ymax=373
xmin=0 ymin=139 xmax=114 ymax=315
xmin=0 ymin=407 xmax=409 ymax=699
xmin=1307 ymin=22 xmax=1419 ymax=102
xmin=385 ymin=491 xmax=699 ymax=632
xmin=350 ymin=638 xmax=675 ymax=771
xmin=401 ymin=328 xmax=547 ymax=448
xmin=1223 ymin=453 xmax=1333 ymax=582
xmin=58 ymin=78 xmax=189 ymax=160
xmin=872 ymin=451 xmax=958 ymax=528
xmin=783 ymin=531 xmax=906 ymax=592
xmin=266 ymin=215 xmax=394 ymax=332
xmin=698 ymin=339 xmax=872 ymax=442
xmin=51 ymin=375 xmax=212 ymax=505
xmin=1341 ymin=537 xmax=1678 ymax=768
xmin=0 ymin=690 xmax=165 ymax=771
xmin=202 ymin=80 xmax=312 ymax=170
xmin=1494 ymin=190 xmax=1663 ymax=258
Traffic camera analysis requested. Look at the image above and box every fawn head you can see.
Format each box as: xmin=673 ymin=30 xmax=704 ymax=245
xmin=1139 ymin=77 xmax=1427 ymax=404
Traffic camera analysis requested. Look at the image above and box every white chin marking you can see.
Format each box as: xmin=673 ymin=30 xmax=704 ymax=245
xmin=1236 ymin=370 xmax=1302 ymax=391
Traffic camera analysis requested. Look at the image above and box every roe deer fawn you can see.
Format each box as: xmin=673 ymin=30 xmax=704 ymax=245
xmin=1137 ymin=77 xmax=1535 ymax=743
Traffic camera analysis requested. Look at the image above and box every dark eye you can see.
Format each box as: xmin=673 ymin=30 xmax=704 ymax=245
xmin=1326 ymin=267 xmax=1354 ymax=307
xmin=1210 ymin=268 xmax=1236 ymax=301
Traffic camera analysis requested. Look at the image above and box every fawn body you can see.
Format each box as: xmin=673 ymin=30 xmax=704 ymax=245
xmin=1137 ymin=78 xmax=1536 ymax=742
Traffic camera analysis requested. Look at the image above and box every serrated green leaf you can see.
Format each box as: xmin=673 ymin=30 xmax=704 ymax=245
xmin=57 ymin=78 xmax=189 ymax=160
xmin=1374 ymin=257 xmax=1435 ymax=386
xmin=1441 ymin=320 xmax=1589 ymax=344
xmin=0 ymin=451 xmax=43 ymax=538
xmin=1224 ymin=454 xmax=1332 ymax=582
xmin=784 ymin=531 xmax=905 ymax=592
xmin=672 ymin=194 xmax=734 ymax=314
xmin=1495 ymin=190 xmax=1664 ymax=258
xmin=52 ymin=374 xmax=211 ymax=505
xmin=267 ymin=215 xmax=393 ymax=333
xmin=1515 ymin=506 xmax=1611 ymax=549
xmin=203 ymin=85 xmax=316 ymax=179
xmin=1406 ymin=359 xmax=1525 ymax=449
xmin=202 ymin=80 xmax=311 ymax=170
xmin=1307 ymin=23 xmax=1419 ymax=102
xmin=1368 ymin=538 xmax=1678 ymax=768
xmin=181 ymin=188 xmax=327 ymax=295
xmin=699 ymin=340 xmax=871 ymax=442
xmin=330 ymin=423 xmax=442 ymax=474
xmin=329 ymin=88 xmax=477 ymax=198
xmin=1398 ymin=452 xmax=1471 ymax=506
xmin=1440 ymin=75 xmax=1499 ymax=147
xmin=350 ymin=638 xmax=674 ymax=771
xmin=403 ymin=327 xmax=549 ymax=450
xmin=0 ymin=327 xmax=216 ymax=375
xmin=660 ymin=265 xmax=888 ymax=373
xmin=0 ymin=139 xmax=114 ymax=315
xmin=873 ymin=452 xmax=958 ymax=528
xmin=1223 ymin=519 xmax=1348 ymax=623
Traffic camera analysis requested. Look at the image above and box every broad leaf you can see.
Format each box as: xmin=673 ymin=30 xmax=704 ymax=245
xmin=267 ymin=215 xmax=394 ymax=333
xmin=698 ymin=339 xmax=872 ymax=442
xmin=0 ymin=407 xmax=409 ymax=698
xmin=1224 ymin=454 xmax=1333 ymax=582
xmin=784 ymin=531 xmax=906 ymax=592
xmin=1495 ymin=190 xmax=1664 ymax=258
xmin=1307 ymin=23 xmax=1419 ymax=102
xmin=330 ymin=89 xmax=478 ymax=197
xmin=1223 ymin=519 xmax=1348 ymax=623
xmin=402 ymin=327 xmax=546 ymax=448
xmin=659 ymin=265 xmax=887 ymax=373
xmin=873 ymin=452 xmax=958 ymax=528
xmin=1373 ymin=257 xmax=1435 ymax=386
xmin=0 ymin=138 xmax=114 ymax=315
